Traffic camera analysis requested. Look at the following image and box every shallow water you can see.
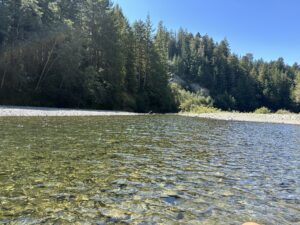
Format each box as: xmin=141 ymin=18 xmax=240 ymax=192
xmin=0 ymin=116 xmax=299 ymax=225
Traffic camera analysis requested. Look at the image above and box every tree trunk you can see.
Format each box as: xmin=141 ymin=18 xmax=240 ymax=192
xmin=1 ymin=69 xmax=7 ymax=89
xmin=35 ymin=39 xmax=57 ymax=91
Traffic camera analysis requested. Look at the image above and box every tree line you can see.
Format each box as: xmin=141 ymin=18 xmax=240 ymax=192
xmin=0 ymin=0 xmax=299 ymax=112
xmin=162 ymin=26 xmax=300 ymax=112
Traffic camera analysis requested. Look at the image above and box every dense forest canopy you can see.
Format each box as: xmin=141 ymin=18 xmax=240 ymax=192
xmin=0 ymin=0 xmax=299 ymax=112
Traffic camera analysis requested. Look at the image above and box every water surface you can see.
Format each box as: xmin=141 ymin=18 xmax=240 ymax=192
xmin=0 ymin=116 xmax=299 ymax=224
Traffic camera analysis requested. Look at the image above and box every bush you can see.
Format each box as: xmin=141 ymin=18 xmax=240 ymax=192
xmin=254 ymin=107 xmax=271 ymax=114
xmin=190 ymin=106 xmax=221 ymax=114
xmin=275 ymin=109 xmax=292 ymax=114
xmin=170 ymin=83 xmax=214 ymax=112
xmin=214 ymin=93 xmax=236 ymax=110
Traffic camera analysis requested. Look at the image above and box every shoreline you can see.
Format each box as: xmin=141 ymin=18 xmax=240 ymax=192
xmin=0 ymin=106 xmax=300 ymax=125
xmin=0 ymin=106 xmax=140 ymax=117
xmin=181 ymin=112 xmax=300 ymax=125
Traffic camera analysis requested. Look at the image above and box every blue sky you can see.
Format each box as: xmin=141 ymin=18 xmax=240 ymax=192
xmin=113 ymin=0 xmax=299 ymax=65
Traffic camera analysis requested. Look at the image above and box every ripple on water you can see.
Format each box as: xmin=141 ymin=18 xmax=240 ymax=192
xmin=0 ymin=116 xmax=299 ymax=224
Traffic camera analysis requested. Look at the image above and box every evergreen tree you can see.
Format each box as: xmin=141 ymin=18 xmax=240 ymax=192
xmin=293 ymin=71 xmax=300 ymax=107
xmin=0 ymin=0 xmax=299 ymax=112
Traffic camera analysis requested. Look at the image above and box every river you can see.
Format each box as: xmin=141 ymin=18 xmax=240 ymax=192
xmin=0 ymin=116 xmax=299 ymax=224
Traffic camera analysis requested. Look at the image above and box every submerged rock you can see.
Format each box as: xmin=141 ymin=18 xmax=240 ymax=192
xmin=99 ymin=208 xmax=131 ymax=221
xmin=243 ymin=223 xmax=260 ymax=225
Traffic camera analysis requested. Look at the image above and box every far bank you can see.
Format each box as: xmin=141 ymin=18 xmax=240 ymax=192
xmin=181 ymin=112 xmax=300 ymax=125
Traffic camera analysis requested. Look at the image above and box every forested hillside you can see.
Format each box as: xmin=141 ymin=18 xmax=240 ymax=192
xmin=0 ymin=0 xmax=299 ymax=112
xmin=163 ymin=27 xmax=300 ymax=112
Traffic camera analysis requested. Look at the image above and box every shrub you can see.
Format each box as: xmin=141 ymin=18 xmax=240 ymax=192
xmin=275 ymin=109 xmax=292 ymax=114
xmin=190 ymin=106 xmax=221 ymax=114
xmin=254 ymin=107 xmax=271 ymax=114
xmin=170 ymin=83 xmax=214 ymax=112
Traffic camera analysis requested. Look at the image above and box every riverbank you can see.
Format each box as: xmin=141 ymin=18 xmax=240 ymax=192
xmin=181 ymin=112 xmax=300 ymax=125
xmin=0 ymin=106 xmax=139 ymax=117
xmin=1 ymin=106 xmax=300 ymax=125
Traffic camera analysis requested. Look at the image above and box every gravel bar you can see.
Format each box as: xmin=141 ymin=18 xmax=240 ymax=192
xmin=181 ymin=112 xmax=300 ymax=125
xmin=0 ymin=106 xmax=140 ymax=117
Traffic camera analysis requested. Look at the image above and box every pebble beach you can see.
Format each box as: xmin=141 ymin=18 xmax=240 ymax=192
xmin=182 ymin=112 xmax=300 ymax=125
xmin=1 ymin=106 xmax=300 ymax=125
xmin=0 ymin=106 xmax=139 ymax=117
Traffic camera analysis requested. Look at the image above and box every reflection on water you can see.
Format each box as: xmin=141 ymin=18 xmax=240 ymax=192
xmin=0 ymin=116 xmax=299 ymax=224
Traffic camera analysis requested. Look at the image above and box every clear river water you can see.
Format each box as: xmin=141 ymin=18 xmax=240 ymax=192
xmin=0 ymin=116 xmax=299 ymax=224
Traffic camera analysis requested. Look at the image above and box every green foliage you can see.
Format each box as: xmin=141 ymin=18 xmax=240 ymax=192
xmin=0 ymin=0 xmax=299 ymax=113
xmin=254 ymin=107 xmax=272 ymax=114
xmin=0 ymin=0 xmax=175 ymax=112
xmin=292 ymin=71 xmax=300 ymax=107
xmin=189 ymin=106 xmax=221 ymax=114
xmin=171 ymin=83 xmax=213 ymax=112
xmin=214 ymin=93 xmax=237 ymax=111
xmin=275 ymin=109 xmax=292 ymax=114
xmin=164 ymin=30 xmax=298 ymax=112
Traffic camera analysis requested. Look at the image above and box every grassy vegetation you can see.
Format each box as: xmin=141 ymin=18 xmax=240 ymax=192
xmin=254 ymin=107 xmax=272 ymax=114
xmin=253 ymin=107 xmax=296 ymax=115
xmin=170 ymin=83 xmax=220 ymax=113
xmin=171 ymin=83 xmax=297 ymax=115
xmin=275 ymin=109 xmax=293 ymax=114
xmin=188 ymin=106 xmax=221 ymax=114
